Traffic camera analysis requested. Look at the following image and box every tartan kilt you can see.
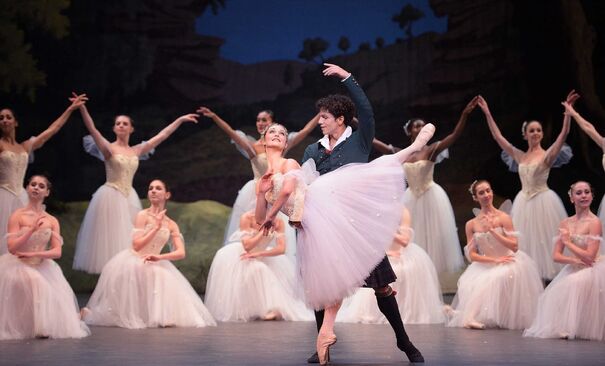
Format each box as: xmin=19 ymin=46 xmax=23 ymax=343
xmin=363 ymin=255 xmax=396 ymax=288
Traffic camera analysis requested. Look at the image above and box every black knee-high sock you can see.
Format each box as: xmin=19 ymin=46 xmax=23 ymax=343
xmin=314 ymin=310 xmax=325 ymax=333
xmin=376 ymin=293 xmax=411 ymax=347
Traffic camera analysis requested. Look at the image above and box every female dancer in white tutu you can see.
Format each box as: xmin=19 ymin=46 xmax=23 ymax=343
xmin=561 ymin=99 xmax=605 ymax=244
xmin=72 ymin=97 xmax=199 ymax=273
xmin=82 ymin=179 xmax=216 ymax=329
xmin=0 ymin=94 xmax=87 ymax=254
xmin=196 ymin=106 xmax=318 ymax=254
xmin=478 ymin=92 xmax=578 ymax=280
xmin=372 ymin=98 xmax=478 ymax=274
xmin=0 ymin=175 xmax=90 ymax=340
xmin=205 ymin=209 xmax=312 ymax=322
xmin=255 ymin=120 xmax=435 ymax=364
xmin=524 ymin=181 xmax=605 ymax=341
xmin=337 ymin=206 xmax=444 ymax=324
xmin=446 ymin=180 xmax=543 ymax=330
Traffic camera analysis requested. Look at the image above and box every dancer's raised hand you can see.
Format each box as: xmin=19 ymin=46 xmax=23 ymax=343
xmin=196 ymin=106 xmax=217 ymax=119
xmin=176 ymin=113 xmax=199 ymax=124
xmin=68 ymin=92 xmax=88 ymax=110
xmin=322 ymin=63 xmax=351 ymax=80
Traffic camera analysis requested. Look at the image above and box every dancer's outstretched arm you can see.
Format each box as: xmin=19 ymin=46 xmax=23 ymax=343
xmin=285 ymin=113 xmax=320 ymax=152
xmin=394 ymin=123 xmax=435 ymax=164
xmin=23 ymin=93 xmax=87 ymax=152
xmin=544 ymin=91 xmax=579 ymax=166
xmin=432 ymin=96 xmax=478 ymax=158
xmin=372 ymin=138 xmax=398 ymax=154
xmin=138 ymin=113 xmax=199 ymax=156
xmin=79 ymin=102 xmax=112 ymax=160
xmin=198 ymin=106 xmax=256 ymax=158
xmin=477 ymin=95 xmax=516 ymax=157
xmin=562 ymin=94 xmax=604 ymax=147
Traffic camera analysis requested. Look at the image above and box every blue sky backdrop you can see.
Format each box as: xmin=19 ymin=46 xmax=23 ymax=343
xmin=196 ymin=0 xmax=447 ymax=64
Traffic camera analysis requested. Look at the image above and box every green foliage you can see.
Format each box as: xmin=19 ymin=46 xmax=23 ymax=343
xmin=337 ymin=36 xmax=350 ymax=53
xmin=0 ymin=0 xmax=70 ymax=100
xmin=392 ymin=4 xmax=425 ymax=38
xmin=298 ymin=37 xmax=329 ymax=64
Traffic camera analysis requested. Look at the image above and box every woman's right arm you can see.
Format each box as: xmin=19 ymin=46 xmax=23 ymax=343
xmin=564 ymin=102 xmax=605 ymax=148
xmin=197 ymin=106 xmax=256 ymax=158
xmin=132 ymin=211 xmax=162 ymax=252
xmin=6 ymin=211 xmax=35 ymax=254
xmin=477 ymin=96 xmax=516 ymax=157
xmin=79 ymin=102 xmax=112 ymax=160
xmin=372 ymin=137 xmax=398 ymax=155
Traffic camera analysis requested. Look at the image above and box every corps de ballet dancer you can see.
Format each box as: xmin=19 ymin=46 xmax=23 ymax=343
xmin=477 ymin=92 xmax=578 ymax=280
xmin=524 ymin=181 xmax=605 ymax=341
xmin=72 ymin=96 xmax=199 ymax=273
xmin=0 ymin=175 xmax=89 ymax=340
xmin=82 ymin=179 xmax=216 ymax=329
xmin=0 ymin=94 xmax=87 ymax=254
xmin=446 ymin=180 xmax=543 ymax=330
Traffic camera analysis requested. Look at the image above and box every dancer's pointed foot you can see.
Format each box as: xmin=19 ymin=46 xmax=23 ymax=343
xmin=410 ymin=123 xmax=435 ymax=151
xmin=317 ymin=332 xmax=337 ymax=365
xmin=397 ymin=340 xmax=425 ymax=363
xmin=464 ymin=320 xmax=486 ymax=330
xmin=80 ymin=307 xmax=91 ymax=320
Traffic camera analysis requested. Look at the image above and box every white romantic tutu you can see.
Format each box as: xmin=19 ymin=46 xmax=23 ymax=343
xmin=524 ymin=257 xmax=605 ymax=341
xmin=73 ymin=185 xmax=141 ymax=273
xmin=0 ymin=254 xmax=90 ymax=340
xmin=0 ymin=188 xmax=27 ymax=254
xmin=205 ymin=242 xmax=312 ymax=322
xmin=223 ymin=179 xmax=298 ymax=259
xmin=447 ymin=250 xmax=543 ymax=329
xmin=84 ymin=249 xmax=216 ymax=328
xmin=598 ymin=198 xmax=605 ymax=255
xmin=403 ymin=184 xmax=464 ymax=273
xmin=511 ymin=190 xmax=567 ymax=279
xmin=295 ymin=155 xmax=406 ymax=310
xmin=337 ymin=243 xmax=444 ymax=324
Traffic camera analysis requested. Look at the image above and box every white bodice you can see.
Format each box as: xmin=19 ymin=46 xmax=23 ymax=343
xmin=403 ymin=160 xmax=435 ymax=197
xmin=518 ymin=163 xmax=550 ymax=198
xmin=136 ymin=226 xmax=171 ymax=256
xmin=265 ymin=172 xmax=305 ymax=223
xmin=19 ymin=227 xmax=52 ymax=265
xmin=250 ymin=153 xmax=268 ymax=180
xmin=0 ymin=150 xmax=28 ymax=196
xmin=472 ymin=228 xmax=514 ymax=258
xmin=104 ymin=154 xmax=139 ymax=196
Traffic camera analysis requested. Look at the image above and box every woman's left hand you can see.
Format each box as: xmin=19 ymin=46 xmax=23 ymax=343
xmin=144 ymin=254 xmax=161 ymax=263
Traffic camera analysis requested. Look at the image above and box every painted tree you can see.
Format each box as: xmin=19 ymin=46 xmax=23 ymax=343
xmin=337 ymin=36 xmax=350 ymax=53
xmin=298 ymin=37 xmax=329 ymax=63
xmin=392 ymin=4 xmax=425 ymax=39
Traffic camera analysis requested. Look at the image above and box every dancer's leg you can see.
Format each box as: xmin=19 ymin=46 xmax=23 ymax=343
xmin=375 ymin=286 xmax=424 ymax=363
xmin=316 ymin=302 xmax=341 ymax=365
xmin=394 ymin=123 xmax=435 ymax=164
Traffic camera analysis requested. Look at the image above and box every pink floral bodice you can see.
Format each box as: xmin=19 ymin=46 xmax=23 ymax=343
xmin=104 ymin=154 xmax=139 ymax=197
xmin=0 ymin=150 xmax=28 ymax=196
xmin=135 ymin=225 xmax=171 ymax=256
xmin=472 ymin=228 xmax=515 ymax=258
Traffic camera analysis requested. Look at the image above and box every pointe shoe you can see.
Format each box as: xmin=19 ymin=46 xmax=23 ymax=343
xmin=465 ymin=320 xmax=486 ymax=330
xmin=410 ymin=123 xmax=435 ymax=150
xmin=262 ymin=310 xmax=282 ymax=321
xmin=316 ymin=332 xmax=337 ymax=365
xmin=397 ymin=340 xmax=425 ymax=363
xmin=80 ymin=307 xmax=91 ymax=321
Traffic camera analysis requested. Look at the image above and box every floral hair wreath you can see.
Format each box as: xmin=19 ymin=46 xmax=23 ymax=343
xmin=468 ymin=180 xmax=478 ymax=196
xmin=521 ymin=121 xmax=528 ymax=137
xmin=403 ymin=119 xmax=412 ymax=136
xmin=567 ymin=181 xmax=593 ymax=198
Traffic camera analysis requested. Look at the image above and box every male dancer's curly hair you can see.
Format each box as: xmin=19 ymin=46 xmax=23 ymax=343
xmin=315 ymin=94 xmax=356 ymax=125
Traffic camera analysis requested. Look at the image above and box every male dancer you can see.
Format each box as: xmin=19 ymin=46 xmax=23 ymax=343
xmin=302 ymin=63 xmax=424 ymax=363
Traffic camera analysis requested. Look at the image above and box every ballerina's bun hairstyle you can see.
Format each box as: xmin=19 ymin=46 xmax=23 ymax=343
xmin=468 ymin=179 xmax=490 ymax=196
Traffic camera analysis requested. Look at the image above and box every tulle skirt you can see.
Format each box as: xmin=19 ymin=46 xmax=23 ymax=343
xmin=84 ymin=249 xmax=216 ymax=329
xmin=296 ymin=155 xmax=406 ymax=310
xmin=403 ymin=183 xmax=464 ymax=273
xmin=223 ymin=179 xmax=297 ymax=259
xmin=0 ymin=254 xmax=90 ymax=340
xmin=598 ymin=197 xmax=605 ymax=255
xmin=205 ymin=242 xmax=312 ymax=322
xmin=511 ymin=189 xmax=567 ymax=279
xmin=524 ymin=257 xmax=605 ymax=341
xmin=73 ymin=185 xmax=141 ymax=273
xmin=0 ymin=188 xmax=27 ymax=254
xmin=447 ymin=250 xmax=543 ymax=329
xmin=337 ymin=243 xmax=445 ymax=324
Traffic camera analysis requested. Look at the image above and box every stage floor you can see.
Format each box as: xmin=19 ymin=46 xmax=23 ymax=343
xmin=1 ymin=320 xmax=604 ymax=365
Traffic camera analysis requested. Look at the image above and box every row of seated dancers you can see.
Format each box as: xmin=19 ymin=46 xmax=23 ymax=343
xmin=0 ymin=174 xmax=603 ymax=346
xmin=1 ymin=64 xmax=604 ymax=357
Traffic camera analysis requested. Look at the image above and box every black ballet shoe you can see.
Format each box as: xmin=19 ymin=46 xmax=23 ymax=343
xmin=398 ymin=341 xmax=425 ymax=363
